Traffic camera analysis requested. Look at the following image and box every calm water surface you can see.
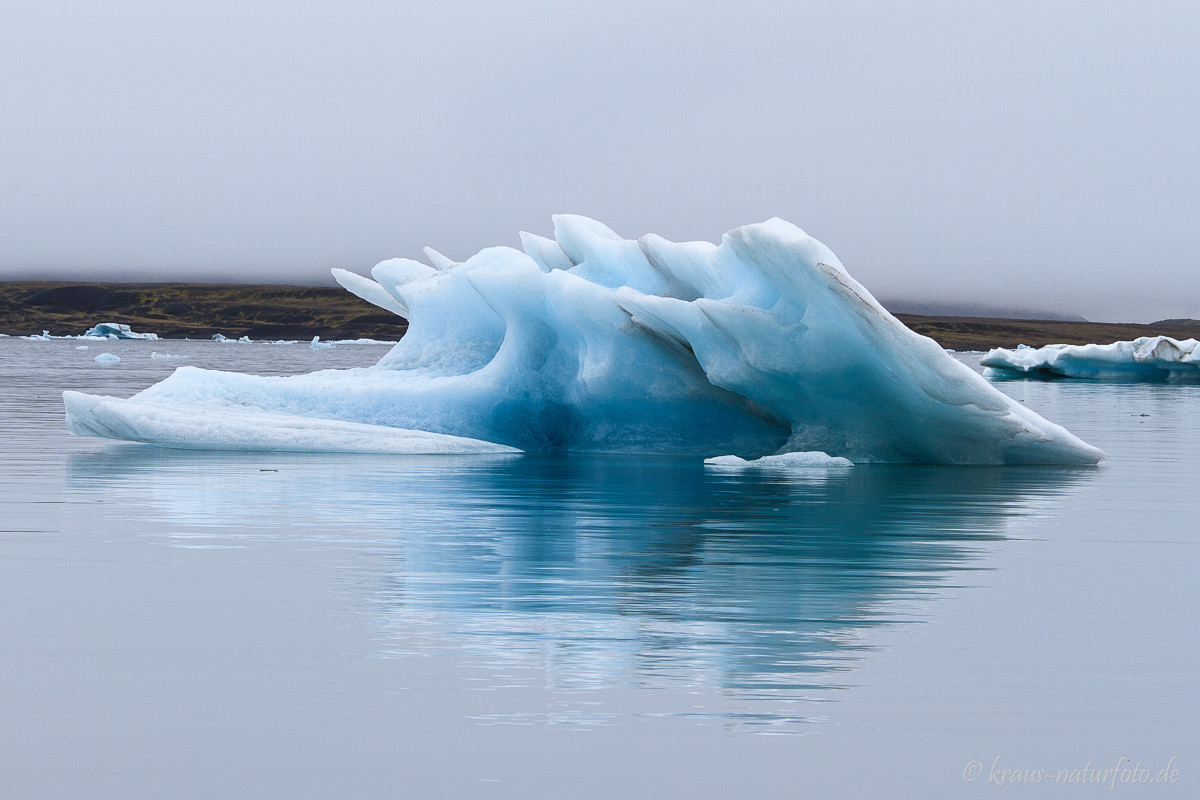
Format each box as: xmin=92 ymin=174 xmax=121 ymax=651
xmin=0 ymin=338 xmax=1195 ymax=797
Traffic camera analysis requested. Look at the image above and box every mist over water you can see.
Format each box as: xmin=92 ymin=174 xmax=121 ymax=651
xmin=3 ymin=2 xmax=1199 ymax=322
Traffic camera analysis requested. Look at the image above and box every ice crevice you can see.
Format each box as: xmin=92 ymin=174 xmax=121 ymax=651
xmin=63 ymin=216 xmax=1105 ymax=464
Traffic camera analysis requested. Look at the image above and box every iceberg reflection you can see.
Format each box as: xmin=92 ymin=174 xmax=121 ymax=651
xmin=67 ymin=449 xmax=1092 ymax=729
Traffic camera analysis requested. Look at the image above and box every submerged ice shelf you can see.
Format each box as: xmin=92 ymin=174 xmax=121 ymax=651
xmin=982 ymin=337 xmax=1200 ymax=381
xmin=64 ymin=216 xmax=1104 ymax=464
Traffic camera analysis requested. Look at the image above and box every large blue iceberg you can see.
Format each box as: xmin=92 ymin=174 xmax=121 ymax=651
xmin=64 ymin=216 xmax=1105 ymax=464
xmin=982 ymin=337 xmax=1200 ymax=381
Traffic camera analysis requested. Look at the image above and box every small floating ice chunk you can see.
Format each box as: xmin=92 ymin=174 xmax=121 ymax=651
xmin=94 ymin=353 xmax=121 ymax=364
xmin=76 ymin=345 xmax=89 ymax=350
xmin=150 ymin=352 xmax=187 ymax=360
xmin=311 ymin=336 xmax=334 ymax=349
xmin=705 ymin=451 xmax=854 ymax=468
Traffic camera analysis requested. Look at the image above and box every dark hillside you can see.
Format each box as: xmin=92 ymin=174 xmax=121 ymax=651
xmin=0 ymin=282 xmax=407 ymax=340
xmin=3 ymin=281 xmax=1197 ymax=349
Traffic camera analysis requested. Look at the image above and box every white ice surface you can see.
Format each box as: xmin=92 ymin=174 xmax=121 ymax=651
xmin=981 ymin=336 xmax=1200 ymax=381
xmin=705 ymin=452 xmax=853 ymax=468
xmin=64 ymin=216 xmax=1105 ymax=464
xmin=94 ymin=353 xmax=120 ymax=364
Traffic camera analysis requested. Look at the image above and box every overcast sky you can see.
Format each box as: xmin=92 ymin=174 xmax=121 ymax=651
xmin=2 ymin=0 xmax=1197 ymax=322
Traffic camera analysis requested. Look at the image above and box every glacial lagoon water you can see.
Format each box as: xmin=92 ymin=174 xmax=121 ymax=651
xmin=1 ymin=337 xmax=1195 ymax=797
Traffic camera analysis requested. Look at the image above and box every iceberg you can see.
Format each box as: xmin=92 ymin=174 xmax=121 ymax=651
xmin=63 ymin=216 xmax=1104 ymax=463
xmin=981 ymin=337 xmax=1200 ymax=381
xmin=83 ymin=322 xmax=159 ymax=340
xmin=94 ymin=352 xmax=120 ymax=364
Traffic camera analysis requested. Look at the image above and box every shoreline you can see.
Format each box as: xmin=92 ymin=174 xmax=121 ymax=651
xmin=3 ymin=280 xmax=1198 ymax=350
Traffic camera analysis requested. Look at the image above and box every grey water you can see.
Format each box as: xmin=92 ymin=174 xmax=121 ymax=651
xmin=0 ymin=338 xmax=1195 ymax=798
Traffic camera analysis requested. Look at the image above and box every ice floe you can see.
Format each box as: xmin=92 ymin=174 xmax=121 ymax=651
xmin=981 ymin=337 xmax=1200 ymax=381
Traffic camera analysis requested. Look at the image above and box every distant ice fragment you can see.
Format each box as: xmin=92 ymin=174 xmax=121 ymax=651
xmin=705 ymin=452 xmax=853 ymax=468
xmin=150 ymin=352 xmax=187 ymax=360
xmin=982 ymin=337 xmax=1200 ymax=381
xmin=83 ymin=322 xmax=158 ymax=340
xmin=94 ymin=353 xmax=120 ymax=364
xmin=310 ymin=336 xmax=334 ymax=349
xmin=76 ymin=345 xmax=89 ymax=350
xmin=63 ymin=216 xmax=1105 ymax=464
